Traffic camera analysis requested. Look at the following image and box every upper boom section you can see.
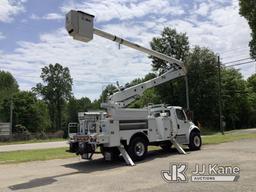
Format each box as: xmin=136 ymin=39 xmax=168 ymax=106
xmin=66 ymin=10 xmax=187 ymax=108
xmin=66 ymin=10 xmax=186 ymax=72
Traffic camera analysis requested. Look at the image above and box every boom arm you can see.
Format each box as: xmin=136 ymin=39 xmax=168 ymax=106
xmin=66 ymin=10 xmax=187 ymax=108
xmin=108 ymin=67 xmax=185 ymax=107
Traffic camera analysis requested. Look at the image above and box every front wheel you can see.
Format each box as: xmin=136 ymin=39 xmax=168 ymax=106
xmin=189 ymin=131 xmax=202 ymax=150
xmin=128 ymin=137 xmax=148 ymax=161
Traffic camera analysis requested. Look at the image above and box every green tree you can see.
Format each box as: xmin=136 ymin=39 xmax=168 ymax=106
xmin=128 ymin=73 xmax=160 ymax=108
xmin=88 ymin=84 xmax=117 ymax=110
xmin=0 ymin=71 xmax=19 ymax=101
xmin=99 ymin=84 xmax=118 ymax=103
xmin=150 ymin=27 xmax=190 ymax=72
xmin=186 ymin=47 xmax=219 ymax=128
xmin=0 ymin=71 xmax=19 ymax=122
xmin=149 ymin=28 xmax=190 ymax=108
xmin=0 ymin=91 xmax=50 ymax=132
xmin=33 ymin=101 xmax=51 ymax=132
xmin=239 ymin=0 xmax=256 ymax=59
xmin=247 ymin=74 xmax=256 ymax=126
xmin=67 ymin=97 xmax=92 ymax=122
xmin=221 ymin=68 xmax=249 ymax=129
xmin=130 ymin=89 xmax=160 ymax=108
xmin=33 ymin=63 xmax=73 ymax=130
xmin=248 ymin=74 xmax=256 ymax=92
xmin=95 ymin=73 xmax=159 ymax=109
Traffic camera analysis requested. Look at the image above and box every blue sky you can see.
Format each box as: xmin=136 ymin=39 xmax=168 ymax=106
xmin=0 ymin=0 xmax=253 ymax=100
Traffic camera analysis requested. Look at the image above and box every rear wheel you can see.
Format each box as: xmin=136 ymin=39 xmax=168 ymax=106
xmin=128 ymin=137 xmax=148 ymax=161
xmin=189 ymin=131 xmax=201 ymax=150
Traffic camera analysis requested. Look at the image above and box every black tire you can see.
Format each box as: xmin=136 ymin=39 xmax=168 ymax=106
xmin=160 ymin=142 xmax=173 ymax=152
xmin=189 ymin=131 xmax=202 ymax=151
xmin=128 ymin=137 xmax=148 ymax=161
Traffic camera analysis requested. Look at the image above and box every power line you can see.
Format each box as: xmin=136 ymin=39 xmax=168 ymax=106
xmin=223 ymin=57 xmax=252 ymax=65
xmin=221 ymin=53 xmax=250 ymax=60
xmin=221 ymin=47 xmax=249 ymax=55
xmin=225 ymin=60 xmax=256 ymax=68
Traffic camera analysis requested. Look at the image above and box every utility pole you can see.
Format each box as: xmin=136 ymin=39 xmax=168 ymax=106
xmin=10 ymin=99 xmax=13 ymax=135
xmin=218 ymin=56 xmax=224 ymax=135
xmin=185 ymin=76 xmax=190 ymax=111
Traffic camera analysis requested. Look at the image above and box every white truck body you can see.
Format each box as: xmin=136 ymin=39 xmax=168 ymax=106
xmin=66 ymin=10 xmax=202 ymax=165
xmin=68 ymin=105 xmax=200 ymax=164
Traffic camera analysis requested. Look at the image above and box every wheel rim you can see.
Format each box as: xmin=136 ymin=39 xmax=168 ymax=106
xmin=134 ymin=142 xmax=145 ymax=157
xmin=194 ymin=136 xmax=201 ymax=147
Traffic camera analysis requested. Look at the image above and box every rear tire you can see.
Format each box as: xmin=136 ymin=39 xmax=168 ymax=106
xmin=189 ymin=131 xmax=201 ymax=150
xmin=128 ymin=137 xmax=148 ymax=161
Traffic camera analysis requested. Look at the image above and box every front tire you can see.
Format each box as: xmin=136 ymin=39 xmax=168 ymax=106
xmin=128 ymin=137 xmax=148 ymax=161
xmin=189 ymin=131 xmax=202 ymax=150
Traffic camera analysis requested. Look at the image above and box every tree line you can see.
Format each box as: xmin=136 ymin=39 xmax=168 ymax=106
xmin=0 ymin=24 xmax=256 ymax=135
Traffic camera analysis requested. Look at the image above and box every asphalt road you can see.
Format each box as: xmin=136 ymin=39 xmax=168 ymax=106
xmin=0 ymin=138 xmax=255 ymax=192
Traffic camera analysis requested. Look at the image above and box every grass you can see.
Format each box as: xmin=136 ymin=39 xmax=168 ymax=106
xmin=0 ymin=138 xmax=66 ymax=146
xmin=202 ymin=133 xmax=256 ymax=144
xmin=0 ymin=132 xmax=256 ymax=164
xmin=0 ymin=147 xmax=74 ymax=164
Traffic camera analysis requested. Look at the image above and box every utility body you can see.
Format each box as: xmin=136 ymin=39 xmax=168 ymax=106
xmin=66 ymin=10 xmax=201 ymax=165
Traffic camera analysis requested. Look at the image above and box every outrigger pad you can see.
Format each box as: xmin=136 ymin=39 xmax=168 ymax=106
xmin=118 ymin=145 xmax=135 ymax=166
xmin=170 ymin=138 xmax=187 ymax=155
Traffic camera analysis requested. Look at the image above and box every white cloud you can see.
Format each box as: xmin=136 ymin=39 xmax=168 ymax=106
xmin=61 ymin=0 xmax=185 ymax=23
xmin=0 ymin=0 xmax=26 ymax=22
xmin=0 ymin=0 xmax=253 ymax=100
xmin=196 ymin=2 xmax=210 ymax=16
xmin=44 ymin=13 xmax=64 ymax=20
xmin=0 ymin=28 xmax=152 ymax=99
xmin=30 ymin=13 xmax=64 ymax=20
xmin=0 ymin=32 xmax=5 ymax=40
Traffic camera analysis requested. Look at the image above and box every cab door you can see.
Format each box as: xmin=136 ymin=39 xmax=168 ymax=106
xmin=175 ymin=108 xmax=190 ymax=135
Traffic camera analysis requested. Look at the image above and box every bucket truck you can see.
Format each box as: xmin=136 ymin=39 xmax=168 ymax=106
xmin=66 ymin=10 xmax=201 ymax=166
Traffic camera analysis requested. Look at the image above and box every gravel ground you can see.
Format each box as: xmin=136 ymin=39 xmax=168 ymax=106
xmin=0 ymin=138 xmax=255 ymax=192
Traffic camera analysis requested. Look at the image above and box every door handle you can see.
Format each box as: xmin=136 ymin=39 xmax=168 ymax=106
xmin=177 ymin=124 xmax=180 ymax=129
